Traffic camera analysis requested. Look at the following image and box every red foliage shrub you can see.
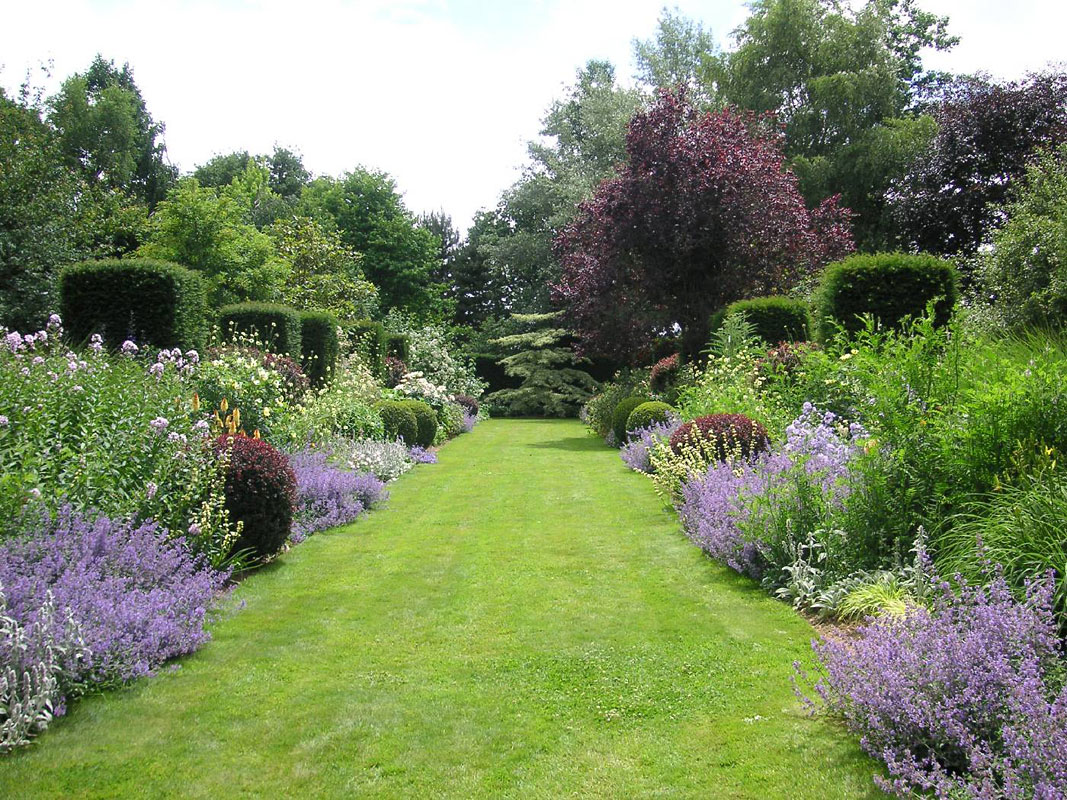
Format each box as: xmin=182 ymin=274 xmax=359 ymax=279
xmin=216 ymin=435 xmax=296 ymax=561
xmin=650 ymin=353 xmax=681 ymax=393
xmin=669 ymin=413 xmax=770 ymax=462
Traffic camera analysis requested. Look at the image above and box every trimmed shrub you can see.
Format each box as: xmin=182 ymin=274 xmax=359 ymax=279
xmin=349 ymin=319 xmax=387 ymax=379
xmin=377 ymin=400 xmax=418 ymax=446
xmin=649 ymin=353 xmax=682 ymax=394
xmin=59 ymin=259 xmax=208 ymax=351
xmin=385 ymin=333 xmax=410 ymax=362
xmin=398 ymin=399 xmax=438 ymax=449
xmin=612 ymin=396 xmax=651 ymax=445
xmin=216 ymin=435 xmax=297 ymax=561
xmin=709 ymin=296 xmax=811 ymax=344
xmin=626 ymin=401 xmax=676 ymax=435
xmin=669 ymin=413 xmax=770 ymax=462
xmin=299 ymin=311 xmax=340 ymax=387
xmin=219 ymin=303 xmax=302 ymax=356
xmin=816 ymin=253 xmax=958 ymax=339
xmin=454 ymin=394 xmax=480 ymax=416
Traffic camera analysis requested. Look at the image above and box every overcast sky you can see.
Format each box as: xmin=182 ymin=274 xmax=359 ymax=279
xmin=3 ymin=0 xmax=1065 ymax=232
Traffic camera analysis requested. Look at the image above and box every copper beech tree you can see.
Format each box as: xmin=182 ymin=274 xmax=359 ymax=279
xmin=553 ymin=90 xmax=853 ymax=361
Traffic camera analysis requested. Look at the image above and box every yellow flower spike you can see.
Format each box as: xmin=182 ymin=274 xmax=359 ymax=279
xmin=253 ymin=429 xmax=261 ymax=440
xmin=220 ymin=398 xmax=228 ymax=414
xmin=233 ymin=408 xmax=241 ymax=427
xmin=192 ymin=393 xmax=200 ymax=412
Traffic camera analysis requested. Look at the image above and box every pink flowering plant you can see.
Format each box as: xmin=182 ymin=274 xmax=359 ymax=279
xmin=0 ymin=316 xmax=235 ymax=562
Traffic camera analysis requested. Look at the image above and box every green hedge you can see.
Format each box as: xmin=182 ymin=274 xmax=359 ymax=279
xmin=218 ymin=303 xmax=302 ymax=356
xmin=385 ymin=333 xmax=410 ymax=362
xmin=377 ymin=400 xmax=418 ymax=446
xmin=350 ymin=319 xmax=387 ymax=379
xmin=817 ymin=252 xmax=958 ymax=339
xmin=612 ymin=396 xmax=650 ymax=445
xmin=626 ymin=401 xmax=675 ymax=434
xmin=398 ymin=399 xmax=437 ymax=448
xmin=299 ymin=310 xmax=339 ymax=387
xmin=59 ymin=259 xmax=208 ymax=351
xmin=709 ymin=296 xmax=811 ymax=345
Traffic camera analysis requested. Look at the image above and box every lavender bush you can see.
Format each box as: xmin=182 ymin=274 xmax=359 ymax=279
xmin=0 ymin=507 xmax=227 ymax=690
xmin=289 ymin=449 xmax=387 ymax=543
xmin=620 ymin=415 xmax=681 ymax=474
xmin=677 ymin=404 xmax=866 ymax=581
xmin=408 ymin=445 xmax=438 ymax=465
xmin=804 ymin=572 xmax=1067 ymax=798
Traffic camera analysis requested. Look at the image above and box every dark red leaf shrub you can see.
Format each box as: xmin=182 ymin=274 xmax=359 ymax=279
xmin=553 ymin=89 xmax=853 ymax=361
xmin=384 ymin=355 xmax=407 ymax=388
xmin=669 ymin=413 xmax=770 ymax=462
xmin=453 ymin=394 xmax=480 ymax=416
xmin=216 ymin=435 xmax=296 ymax=561
xmin=649 ymin=353 xmax=681 ymax=394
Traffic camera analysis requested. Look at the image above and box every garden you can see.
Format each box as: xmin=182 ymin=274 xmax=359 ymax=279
xmin=4 ymin=1 xmax=1067 ymax=796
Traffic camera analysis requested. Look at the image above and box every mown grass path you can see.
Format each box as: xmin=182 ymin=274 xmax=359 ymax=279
xmin=1 ymin=419 xmax=880 ymax=798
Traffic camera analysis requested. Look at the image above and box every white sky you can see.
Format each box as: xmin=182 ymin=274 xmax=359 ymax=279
xmin=2 ymin=0 xmax=1065 ymax=232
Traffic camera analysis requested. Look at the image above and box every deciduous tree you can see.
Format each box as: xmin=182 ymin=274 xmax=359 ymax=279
xmin=554 ymin=91 xmax=852 ymax=361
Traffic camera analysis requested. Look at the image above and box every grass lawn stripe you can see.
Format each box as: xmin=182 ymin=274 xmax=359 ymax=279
xmin=0 ymin=418 xmax=881 ymax=798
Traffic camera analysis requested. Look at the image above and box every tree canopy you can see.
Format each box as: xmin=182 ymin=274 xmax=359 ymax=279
xmin=554 ymin=90 xmax=853 ymax=361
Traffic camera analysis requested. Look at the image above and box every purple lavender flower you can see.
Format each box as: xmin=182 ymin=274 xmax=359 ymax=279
xmin=120 ymin=340 xmax=139 ymax=357
xmin=461 ymin=410 xmax=478 ymax=433
xmin=620 ymin=415 xmax=682 ymax=473
xmin=805 ymin=571 xmax=1067 ymax=798
xmin=288 ymin=449 xmax=387 ymax=542
xmin=0 ymin=507 xmax=227 ymax=689
xmin=408 ymin=446 xmax=438 ymax=464
xmin=677 ymin=404 xmax=865 ymax=579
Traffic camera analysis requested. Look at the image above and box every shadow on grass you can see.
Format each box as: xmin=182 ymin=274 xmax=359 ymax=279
xmin=527 ymin=436 xmax=611 ymax=452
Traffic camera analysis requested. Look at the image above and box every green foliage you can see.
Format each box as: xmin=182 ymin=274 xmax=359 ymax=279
xmin=299 ymin=170 xmax=443 ymax=315
xmin=626 ymin=401 xmax=676 ymax=434
xmin=486 ymin=313 xmax=599 ymax=417
xmin=268 ymin=215 xmax=378 ymax=324
xmin=979 ymin=144 xmax=1067 ymax=331
xmin=349 ymin=319 xmax=387 ymax=380
xmin=218 ymin=302 xmax=302 ymax=357
xmin=632 ymin=9 xmax=721 ymax=108
xmin=136 ymin=177 xmax=290 ymax=306
xmin=581 ymin=370 xmax=651 ymax=438
xmin=816 ymin=252 xmax=958 ymax=339
xmin=46 ymin=55 xmax=176 ymax=206
xmin=272 ymin=353 xmax=383 ymax=447
xmin=60 ymin=258 xmax=207 ymax=350
xmin=612 ymin=396 xmax=651 ymax=444
xmin=299 ymin=311 xmax=339 ymax=387
xmin=385 ymin=333 xmax=410 ymax=362
xmin=398 ymin=400 xmax=437 ymax=449
xmin=0 ymin=91 xmax=149 ymax=330
xmin=377 ymin=400 xmax=418 ymax=446
xmin=935 ymin=469 xmax=1067 ymax=623
xmin=709 ymin=296 xmax=812 ymax=345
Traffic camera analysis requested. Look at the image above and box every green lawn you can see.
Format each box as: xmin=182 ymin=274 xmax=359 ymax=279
xmin=1 ymin=419 xmax=881 ymax=798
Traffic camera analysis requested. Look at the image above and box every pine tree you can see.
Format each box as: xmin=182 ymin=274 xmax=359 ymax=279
xmin=486 ymin=312 xmax=599 ymax=417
